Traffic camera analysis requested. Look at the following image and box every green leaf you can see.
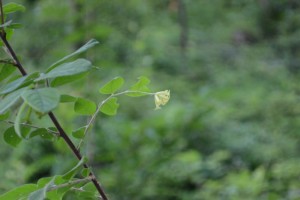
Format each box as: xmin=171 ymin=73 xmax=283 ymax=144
xmin=76 ymin=182 xmax=97 ymax=199
xmin=0 ymin=76 xmax=27 ymax=95
xmin=50 ymin=71 xmax=89 ymax=87
xmin=99 ymin=76 xmax=124 ymax=94
xmin=3 ymin=2 xmax=25 ymax=14
xmin=60 ymin=94 xmax=77 ymax=103
xmin=37 ymin=177 xmax=54 ymax=187
xmin=21 ymin=88 xmax=60 ymax=113
xmin=47 ymin=176 xmax=69 ymax=200
xmin=33 ymin=176 xmax=67 ymax=200
xmin=0 ymin=72 xmax=38 ymax=95
xmin=36 ymin=175 xmax=64 ymax=187
xmin=29 ymin=177 xmax=56 ymax=200
xmin=29 ymin=128 xmax=54 ymax=140
xmin=81 ymin=168 xmax=90 ymax=177
xmin=29 ymin=188 xmax=46 ymax=200
xmin=35 ymin=59 xmax=91 ymax=82
xmin=62 ymin=156 xmax=88 ymax=180
xmin=38 ymin=176 xmax=86 ymax=200
xmin=0 ymin=184 xmax=37 ymax=200
xmin=0 ymin=88 xmax=25 ymax=114
xmin=127 ymin=76 xmax=151 ymax=97
xmin=0 ymin=63 xmax=16 ymax=82
xmin=0 ymin=111 xmax=10 ymax=120
xmin=48 ymin=127 xmax=58 ymax=133
xmin=7 ymin=23 xmax=23 ymax=29
xmin=14 ymin=102 xmax=27 ymax=138
xmin=72 ymin=126 xmax=86 ymax=139
xmin=3 ymin=127 xmax=22 ymax=147
xmin=47 ymin=39 xmax=99 ymax=72
xmin=6 ymin=28 xmax=14 ymax=40
xmin=47 ymin=188 xmax=65 ymax=200
xmin=74 ymin=98 xmax=96 ymax=115
xmin=100 ymin=97 xmax=119 ymax=116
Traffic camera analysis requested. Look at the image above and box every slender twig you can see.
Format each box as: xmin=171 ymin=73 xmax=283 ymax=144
xmin=0 ymin=59 xmax=17 ymax=66
xmin=77 ymin=90 xmax=154 ymax=149
xmin=70 ymin=187 xmax=84 ymax=192
xmin=0 ymin=0 xmax=4 ymax=36
xmin=0 ymin=2 xmax=108 ymax=199
xmin=0 ymin=34 xmax=26 ymax=75
xmin=3 ymin=120 xmax=59 ymax=135
xmin=48 ymin=177 xmax=91 ymax=192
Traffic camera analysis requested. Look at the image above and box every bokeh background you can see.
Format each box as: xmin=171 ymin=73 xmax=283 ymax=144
xmin=1 ymin=0 xmax=300 ymax=199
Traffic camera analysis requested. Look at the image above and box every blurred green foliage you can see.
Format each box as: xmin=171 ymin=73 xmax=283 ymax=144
xmin=1 ymin=0 xmax=300 ymax=199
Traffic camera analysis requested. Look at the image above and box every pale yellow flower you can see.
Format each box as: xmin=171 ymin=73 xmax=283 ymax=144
xmin=154 ymin=90 xmax=170 ymax=110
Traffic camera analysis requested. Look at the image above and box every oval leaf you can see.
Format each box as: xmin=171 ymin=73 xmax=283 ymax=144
xmin=100 ymin=97 xmax=119 ymax=116
xmin=29 ymin=128 xmax=54 ymax=140
xmin=35 ymin=59 xmax=91 ymax=82
xmin=72 ymin=126 xmax=86 ymax=139
xmin=81 ymin=168 xmax=90 ymax=177
xmin=47 ymin=39 xmax=99 ymax=72
xmin=3 ymin=127 xmax=22 ymax=147
xmin=14 ymin=102 xmax=27 ymax=138
xmin=74 ymin=98 xmax=96 ymax=115
xmin=29 ymin=177 xmax=56 ymax=200
xmin=60 ymin=94 xmax=77 ymax=103
xmin=0 ymin=72 xmax=39 ymax=95
xmin=99 ymin=77 xmax=124 ymax=94
xmin=3 ymin=2 xmax=25 ymax=14
xmin=0 ymin=76 xmax=27 ymax=95
xmin=21 ymin=88 xmax=60 ymax=113
xmin=0 ymin=184 xmax=37 ymax=200
xmin=62 ymin=156 xmax=88 ymax=180
xmin=127 ymin=76 xmax=151 ymax=97
xmin=0 ymin=63 xmax=16 ymax=82
xmin=76 ymin=182 xmax=97 ymax=199
xmin=7 ymin=23 xmax=23 ymax=29
xmin=50 ymin=71 xmax=89 ymax=87
xmin=0 ymin=88 xmax=26 ymax=114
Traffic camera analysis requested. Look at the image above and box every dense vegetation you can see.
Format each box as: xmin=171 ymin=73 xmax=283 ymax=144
xmin=1 ymin=0 xmax=300 ymax=199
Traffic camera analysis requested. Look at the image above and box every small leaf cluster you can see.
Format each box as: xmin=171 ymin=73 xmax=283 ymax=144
xmin=0 ymin=38 xmax=99 ymax=140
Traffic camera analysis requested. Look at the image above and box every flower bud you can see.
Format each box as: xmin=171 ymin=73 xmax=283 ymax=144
xmin=154 ymin=90 xmax=170 ymax=110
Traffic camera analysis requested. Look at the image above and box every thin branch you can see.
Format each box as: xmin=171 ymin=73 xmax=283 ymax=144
xmin=0 ymin=59 xmax=17 ymax=66
xmin=0 ymin=3 xmax=108 ymax=199
xmin=0 ymin=35 xmax=27 ymax=75
xmin=3 ymin=120 xmax=59 ymax=136
xmin=77 ymin=90 xmax=155 ymax=150
xmin=70 ymin=187 xmax=84 ymax=192
xmin=48 ymin=177 xmax=91 ymax=192
xmin=0 ymin=0 xmax=4 ymax=36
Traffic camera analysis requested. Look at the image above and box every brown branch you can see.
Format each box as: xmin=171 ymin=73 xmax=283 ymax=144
xmin=0 ymin=35 xmax=26 ymax=75
xmin=0 ymin=0 xmax=4 ymax=36
xmin=0 ymin=2 xmax=108 ymax=199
